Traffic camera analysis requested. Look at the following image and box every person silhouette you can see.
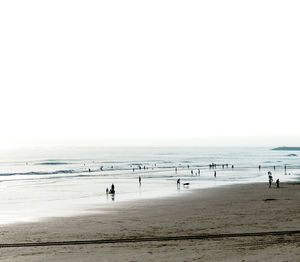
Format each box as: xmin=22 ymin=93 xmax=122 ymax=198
xmin=268 ymin=174 xmax=273 ymax=188
xmin=110 ymin=184 xmax=115 ymax=194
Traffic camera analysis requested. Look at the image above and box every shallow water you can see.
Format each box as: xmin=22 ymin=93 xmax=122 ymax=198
xmin=0 ymin=146 xmax=299 ymax=225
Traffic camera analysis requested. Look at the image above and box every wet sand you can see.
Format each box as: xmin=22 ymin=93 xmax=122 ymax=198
xmin=1 ymin=182 xmax=299 ymax=261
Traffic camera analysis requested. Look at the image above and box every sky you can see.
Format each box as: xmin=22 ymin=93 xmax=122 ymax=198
xmin=0 ymin=1 xmax=299 ymax=147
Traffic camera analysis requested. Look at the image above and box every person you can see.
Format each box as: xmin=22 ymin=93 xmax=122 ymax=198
xmin=232 ymin=165 xmax=234 ymax=169
xmin=214 ymin=171 xmax=216 ymax=178
xmin=198 ymin=169 xmax=200 ymax=175
xmin=177 ymin=178 xmax=180 ymax=187
xmin=110 ymin=184 xmax=115 ymax=194
xmin=139 ymin=176 xmax=141 ymax=185
xmin=268 ymin=174 xmax=273 ymax=188
xmin=284 ymin=165 xmax=287 ymax=174
xmin=274 ymin=165 xmax=276 ymax=170
xmin=106 ymin=188 xmax=109 ymax=194
xmin=175 ymin=167 xmax=177 ymax=173
xmin=259 ymin=165 xmax=261 ymax=171
xmin=191 ymin=170 xmax=193 ymax=175
xmin=276 ymin=179 xmax=280 ymax=188
xmin=88 ymin=168 xmax=91 ymax=172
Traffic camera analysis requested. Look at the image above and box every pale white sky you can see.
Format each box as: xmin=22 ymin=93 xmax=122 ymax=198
xmin=0 ymin=1 xmax=299 ymax=146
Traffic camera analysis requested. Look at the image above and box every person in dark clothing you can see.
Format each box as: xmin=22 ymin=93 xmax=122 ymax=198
xmin=268 ymin=174 xmax=273 ymax=188
xmin=284 ymin=165 xmax=287 ymax=174
xmin=110 ymin=184 xmax=115 ymax=194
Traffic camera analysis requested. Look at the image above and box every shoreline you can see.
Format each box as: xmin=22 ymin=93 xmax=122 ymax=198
xmin=1 ymin=181 xmax=299 ymax=261
xmin=1 ymin=166 xmax=298 ymax=227
xmin=2 ymin=181 xmax=300 ymax=233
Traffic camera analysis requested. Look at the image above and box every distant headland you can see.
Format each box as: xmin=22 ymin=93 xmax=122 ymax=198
xmin=272 ymin=147 xmax=300 ymax=151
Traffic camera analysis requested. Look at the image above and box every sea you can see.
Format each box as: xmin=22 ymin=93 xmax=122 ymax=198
xmin=0 ymin=146 xmax=299 ymax=225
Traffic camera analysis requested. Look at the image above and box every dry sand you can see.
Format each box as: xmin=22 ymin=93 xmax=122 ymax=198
xmin=1 ymin=182 xmax=299 ymax=261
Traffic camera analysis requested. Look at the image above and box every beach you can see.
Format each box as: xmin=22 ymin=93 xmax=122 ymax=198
xmin=1 ymin=181 xmax=299 ymax=261
xmin=2 ymin=0 xmax=300 ymax=260
xmin=1 ymin=146 xmax=299 ymax=226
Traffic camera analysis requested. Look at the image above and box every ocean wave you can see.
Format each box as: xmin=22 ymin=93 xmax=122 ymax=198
xmin=0 ymin=169 xmax=75 ymax=177
xmin=36 ymin=162 xmax=70 ymax=165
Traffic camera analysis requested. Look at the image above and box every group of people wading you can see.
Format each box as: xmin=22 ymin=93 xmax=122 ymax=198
xmin=106 ymin=164 xmax=285 ymax=195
